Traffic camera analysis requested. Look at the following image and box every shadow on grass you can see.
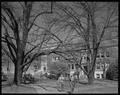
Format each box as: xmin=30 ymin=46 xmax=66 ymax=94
xmin=2 ymin=83 xmax=37 ymax=93
xmin=2 ymin=81 xmax=14 ymax=88
xmin=32 ymin=84 xmax=58 ymax=91
xmin=78 ymin=81 xmax=88 ymax=85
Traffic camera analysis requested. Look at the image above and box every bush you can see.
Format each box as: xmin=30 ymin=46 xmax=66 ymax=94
xmin=46 ymin=71 xmax=61 ymax=80
xmin=47 ymin=74 xmax=57 ymax=80
xmin=2 ymin=72 xmax=8 ymax=81
xmin=22 ymin=73 xmax=35 ymax=84
xmin=106 ymin=62 xmax=118 ymax=81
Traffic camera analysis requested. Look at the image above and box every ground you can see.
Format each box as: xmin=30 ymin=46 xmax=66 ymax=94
xmin=2 ymin=74 xmax=118 ymax=94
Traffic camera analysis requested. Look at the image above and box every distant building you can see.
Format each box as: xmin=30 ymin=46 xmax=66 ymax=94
xmin=25 ymin=47 xmax=114 ymax=80
xmin=67 ymin=49 xmax=111 ymax=79
xmin=2 ymin=42 xmax=117 ymax=81
xmin=94 ymin=49 xmax=110 ymax=79
xmin=26 ymin=55 xmax=48 ymax=75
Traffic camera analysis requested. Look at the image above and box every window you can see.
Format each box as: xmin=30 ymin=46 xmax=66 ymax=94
xmin=96 ymin=74 xmax=100 ymax=79
xmin=101 ymin=54 xmax=104 ymax=58
xmin=75 ymin=64 xmax=79 ymax=69
xmin=54 ymin=56 xmax=60 ymax=61
xmin=87 ymin=57 xmax=90 ymax=61
xmin=96 ymin=64 xmax=101 ymax=70
xmin=82 ymin=57 xmax=87 ymax=63
xmin=68 ymin=64 xmax=70 ymax=69
xmin=100 ymin=51 xmax=105 ymax=58
xmin=43 ymin=67 xmax=46 ymax=71
xmin=34 ymin=64 xmax=38 ymax=69
xmin=55 ymin=57 xmax=59 ymax=60
xmin=97 ymin=54 xmax=100 ymax=58
xmin=106 ymin=52 xmax=110 ymax=57
xmin=71 ymin=64 xmax=74 ymax=69
xmin=101 ymin=74 xmax=104 ymax=78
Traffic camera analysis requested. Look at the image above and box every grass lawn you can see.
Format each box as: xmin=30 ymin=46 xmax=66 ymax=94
xmin=2 ymin=73 xmax=118 ymax=94
xmin=73 ymin=79 xmax=118 ymax=93
xmin=2 ymin=73 xmax=37 ymax=93
xmin=79 ymin=86 xmax=118 ymax=93
xmin=28 ymin=79 xmax=118 ymax=93
xmin=2 ymin=85 xmax=37 ymax=93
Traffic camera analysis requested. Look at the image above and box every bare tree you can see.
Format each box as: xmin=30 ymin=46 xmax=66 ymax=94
xmin=1 ymin=2 xmax=55 ymax=85
xmin=47 ymin=2 xmax=118 ymax=86
xmin=78 ymin=2 xmax=118 ymax=84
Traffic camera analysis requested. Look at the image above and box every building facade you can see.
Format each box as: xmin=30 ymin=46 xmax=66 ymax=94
xmin=25 ymin=48 xmax=112 ymax=80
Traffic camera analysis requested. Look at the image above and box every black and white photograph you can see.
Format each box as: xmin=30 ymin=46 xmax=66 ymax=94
xmin=1 ymin=1 xmax=118 ymax=94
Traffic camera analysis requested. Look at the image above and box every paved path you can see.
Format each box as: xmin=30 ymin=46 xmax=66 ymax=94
xmin=30 ymin=85 xmax=66 ymax=93
xmin=27 ymin=80 xmax=67 ymax=93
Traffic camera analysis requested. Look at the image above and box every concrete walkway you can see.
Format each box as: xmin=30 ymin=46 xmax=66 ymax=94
xmin=27 ymin=80 xmax=67 ymax=93
xmin=30 ymin=85 xmax=66 ymax=93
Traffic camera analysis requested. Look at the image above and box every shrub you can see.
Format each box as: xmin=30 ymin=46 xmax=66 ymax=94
xmin=46 ymin=71 xmax=60 ymax=80
xmin=2 ymin=72 xmax=8 ymax=81
xmin=22 ymin=73 xmax=35 ymax=84
xmin=106 ymin=61 xmax=118 ymax=81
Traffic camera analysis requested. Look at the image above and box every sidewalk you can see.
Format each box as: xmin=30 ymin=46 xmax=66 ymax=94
xmin=26 ymin=80 xmax=67 ymax=93
xmin=31 ymin=85 xmax=66 ymax=93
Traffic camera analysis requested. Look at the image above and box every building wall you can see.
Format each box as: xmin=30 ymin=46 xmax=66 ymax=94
xmin=94 ymin=70 xmax=103 ymax=79
xmin=25 ymin=48 xmax=114 ymax=80
xmin=67 ymin=49 xmax=112 ymax=79
xmin=26 ymin=55 xmax=48 ymax=75
xmin=2 ymin=62 xmax=14 ymax=74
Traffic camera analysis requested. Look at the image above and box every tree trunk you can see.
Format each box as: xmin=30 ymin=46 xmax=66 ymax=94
xmin=88 ymin=70 xmax=94 ymax=85
xmin=13 ymin=52 xmax=23 ymax=85
xmin=87 ymin=48 xmax=98 ymax=85
xmin=69 ymin=81 xmax=75 ymax=94
xmin=14 ymin=64 xmax=22 ymax=85
xmin=103 ymin=69 xmax=106 ymax=79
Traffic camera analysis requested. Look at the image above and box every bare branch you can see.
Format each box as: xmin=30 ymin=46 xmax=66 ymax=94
xmin=97 ymin=4 xmax=118 ymax=48
xmin=18 ymin=2 xmax=24 ymax=9
xmin=28 ymin=2 xmax=53 ymax=31
xmin=24 ymin=33 xmax=47 ymax=61
xmin=2 ymin=47 xmax=15 ymax=63
xmin=33 ymin=23 xmax=63 ymax=43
